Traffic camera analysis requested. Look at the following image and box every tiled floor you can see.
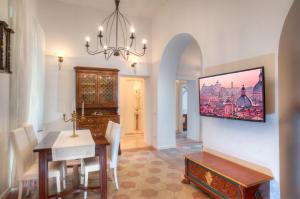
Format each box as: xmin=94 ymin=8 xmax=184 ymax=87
xmin=120 ymin=133 xmax=148 ymax=150
xmin=7 ymin=134 xmax=209 ymax=199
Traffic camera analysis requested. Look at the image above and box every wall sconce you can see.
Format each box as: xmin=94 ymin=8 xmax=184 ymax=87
xmin=131 ymin=62 xmax=137 ymax=68
xmin=57 ymin=51 xmax=64 ymax=70
xmin=131 ymin=62 xmax=137 ymax=74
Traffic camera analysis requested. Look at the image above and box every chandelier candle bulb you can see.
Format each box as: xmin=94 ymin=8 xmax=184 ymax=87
xmin=85 ymin=36 xmax=90 ymax=42
xmin=98 ymin=25 xmax=103 ymax=32
xmin=130 ymin=27 xmax=135 ymax=33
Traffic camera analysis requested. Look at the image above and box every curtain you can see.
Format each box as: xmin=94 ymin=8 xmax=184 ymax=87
xmin=9 ymin=0 xmax=45 ymax=187
xmin=28 ymin=19 xmax=45 ymax=132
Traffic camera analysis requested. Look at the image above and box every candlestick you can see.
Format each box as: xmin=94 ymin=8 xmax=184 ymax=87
xmin=63 ymin=110 xmax=86 ymax=138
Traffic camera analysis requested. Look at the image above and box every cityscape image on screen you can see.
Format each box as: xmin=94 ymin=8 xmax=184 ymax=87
xmin=199 ymin=67 xmax=265 ymax=122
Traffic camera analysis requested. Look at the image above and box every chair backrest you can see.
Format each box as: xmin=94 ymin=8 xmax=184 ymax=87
xmin=23 ymin=123 xmax=38 ymax=163
xmin=105 ymin=121 xmax=114 ymax=142
xmin=23 ymin=123 xmax=38 ymax=149
xmin=10 ymin=128 xmax=34 ymax=180
xmin=109 ymin=123 xmax=123 ymax=167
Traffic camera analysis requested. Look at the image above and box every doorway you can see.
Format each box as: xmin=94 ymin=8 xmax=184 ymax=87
xmin=120 ymin=77 xmax=147 ymax=149
xmin=156 ymin=33 xmax=202 ymax=149
xmin=176 ymin=80 xmax=188 ymax=138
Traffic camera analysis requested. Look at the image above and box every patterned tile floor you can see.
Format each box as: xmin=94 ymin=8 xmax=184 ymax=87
xmin=7 ymin=134 xmax=210 ymax=199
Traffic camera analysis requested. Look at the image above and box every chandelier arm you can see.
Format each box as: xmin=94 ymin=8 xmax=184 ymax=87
xmin=118 ymin=12 xmax=127 ymax=48
xmin=103 ymin=11 xmax=115 ymax=46
xmin=122 ymin=50 xmax=130 ymax=61
xmin=121 ymin=13 xmax=129 ymax=47
xmin=104 ymin=10 xmax=116 ymax=46
xmin=119 ymin=50 xmax=126 ymax=60
xmin=119 ymin=12 xmax=131 ymax=25
xmin=127 ymin=49 xmax=146 ymax=57
xmin=119 ymin=12 xmax=131 ymax=47
xmin=107 ymin=46 xmax=116 ymax=50
xmin=107 ymin=10 xmax=117 ymax=47
xmin=86 ymin=48 xmax=109 ymax=55
xmin=105 ymin=50 xmax=114 ymax=60
xmin=101 ymin=10 xmax=115 ymax=26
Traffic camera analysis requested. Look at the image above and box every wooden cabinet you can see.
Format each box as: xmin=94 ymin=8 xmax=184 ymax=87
xmin=75 ymin=67 xmax=119 ymax=137
xmin=183 ymin=152 xmax=273 ymax=199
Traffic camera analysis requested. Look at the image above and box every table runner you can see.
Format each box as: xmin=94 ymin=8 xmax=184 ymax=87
xmin=52 ymin=130 xmax=95 ymax=161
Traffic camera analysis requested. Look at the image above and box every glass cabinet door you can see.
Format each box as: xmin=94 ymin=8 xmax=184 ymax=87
xmin=78 ymin=73 xmax=97 ymax=105
xmin=98 ymin=74 xmax=116 ymax=106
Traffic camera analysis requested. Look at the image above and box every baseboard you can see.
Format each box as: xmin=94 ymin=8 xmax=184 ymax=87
xmin=0 ymin=187 xmax=10 ymax=199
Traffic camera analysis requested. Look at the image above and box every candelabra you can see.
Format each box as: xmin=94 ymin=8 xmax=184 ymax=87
xmin=63 ymin=111 xmax=86 ymax=138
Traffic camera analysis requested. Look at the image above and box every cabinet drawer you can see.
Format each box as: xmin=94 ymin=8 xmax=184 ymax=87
xmin=77 ymin=115 xmax=119 ymax=137
xmin=187 ymin=160 xmax=241 ymax=199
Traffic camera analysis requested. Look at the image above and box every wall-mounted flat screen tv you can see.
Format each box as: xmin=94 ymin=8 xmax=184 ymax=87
xmin=199 ymin=67 xmax=265 ymax=122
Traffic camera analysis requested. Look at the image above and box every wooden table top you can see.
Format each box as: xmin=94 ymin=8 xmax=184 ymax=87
xmin=186 ymin=152 xmax=273 ymax=187
xmin=33 ymin=131 xmax=109 ymax=152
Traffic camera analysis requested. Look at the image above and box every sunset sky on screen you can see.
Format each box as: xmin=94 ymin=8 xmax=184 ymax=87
xmin=199 ymin=69 xmax=261 ymax=88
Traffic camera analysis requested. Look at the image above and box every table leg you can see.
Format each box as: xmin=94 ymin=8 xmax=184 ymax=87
xmin=38 ymin=151 xmax=48 ymax=199
xmin=99 ymin=145 xmax=107 ymax=199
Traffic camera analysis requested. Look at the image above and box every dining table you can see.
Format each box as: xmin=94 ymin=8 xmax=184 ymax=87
xmin=33 ymin=131 xmax=109 ymax=199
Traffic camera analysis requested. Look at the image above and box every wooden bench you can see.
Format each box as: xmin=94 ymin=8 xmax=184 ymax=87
xmin=182 ymin=152 xmax=273 ymax=199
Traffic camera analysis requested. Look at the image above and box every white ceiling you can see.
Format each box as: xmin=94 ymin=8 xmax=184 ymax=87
xmin=55 ymin=0 xmax=168 ymax=18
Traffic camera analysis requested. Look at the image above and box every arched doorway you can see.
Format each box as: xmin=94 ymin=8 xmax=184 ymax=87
xmin=278 ymin=1 xmax=300 ymax=198
xmin=156 ymin=33 xmax=202 ymax=149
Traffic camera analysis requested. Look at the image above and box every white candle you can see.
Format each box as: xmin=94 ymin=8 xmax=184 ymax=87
xmin=82 ymin=101 xmax=85 ymax=116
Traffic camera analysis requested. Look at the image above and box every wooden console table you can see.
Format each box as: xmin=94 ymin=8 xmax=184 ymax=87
xmin=182 ymin=152 xmax=273 ymax=199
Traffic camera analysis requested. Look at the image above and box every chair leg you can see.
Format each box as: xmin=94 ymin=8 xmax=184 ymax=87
xmin=18 ymin=181 xmax=23 ymax=199
xmin=62 ymin=161 xmax=67 ymax=189
xmin=84 ymin=171 xmax=88 ymax=199
xmin=80 ymin=159 xmax=85 ymax=185
xmin=56 ymin=175 xmax=61 ymax=199
xmin=25 ymin=186 xmax=30 ymax=197
xmin=113 ymin=168 xmax=119 ymax=190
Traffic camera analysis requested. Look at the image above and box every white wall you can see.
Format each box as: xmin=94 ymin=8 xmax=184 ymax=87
xmin=186 ymin=80 xmax=200 ymax=141
xmin=36 ymin=0 xmax=153 ymax=134
xmin=177 ymin=41 xmax=202 ymax=80
xmin=152 ymin=0 xmax=294 ymax=198
xmin=120 ymin=77 xmax=144 ymax=135
xmin=0 ymin=0 xmax=10 ymax=197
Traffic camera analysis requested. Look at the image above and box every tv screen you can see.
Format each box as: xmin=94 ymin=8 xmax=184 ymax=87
xmin=199 ymin=67 xmax=265 ymax=122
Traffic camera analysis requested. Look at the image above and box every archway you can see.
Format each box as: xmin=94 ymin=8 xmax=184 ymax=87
xmin=156 ymin=33 xmax=202 ymax=149
xmin=278 ymin=0 xmax=300 ymax=198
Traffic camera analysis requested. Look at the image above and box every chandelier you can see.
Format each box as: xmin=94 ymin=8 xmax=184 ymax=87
xmin=84 ymin=0 xmax=147 ymax=61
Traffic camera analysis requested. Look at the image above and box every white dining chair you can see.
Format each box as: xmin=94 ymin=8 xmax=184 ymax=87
xmin=11 ymin=128 xmax=66 ymax=199
xmin=24 ymin=123 xmax=67 ymax=190
xmin=82 ymin=123 xmax=123 ymax=198
xmin=105 ymin=120 xmax=114 ymax=142
xmin=23 ymin=124 xmax=39 ymax=165
xmin=80 ymin=120 xmax=114 ymax=185
xmin=23 ymin=124 xmax=38 ymax=149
